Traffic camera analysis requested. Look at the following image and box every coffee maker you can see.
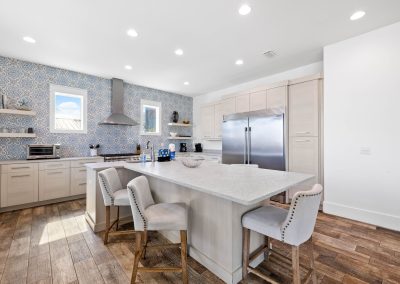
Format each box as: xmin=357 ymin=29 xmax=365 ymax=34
xmin=179 ymin=143 xmax=187 ymax=152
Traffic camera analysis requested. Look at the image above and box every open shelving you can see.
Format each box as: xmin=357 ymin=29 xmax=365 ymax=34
xmin=167 ymin=123 xmax=192 ymax=127
xmin=167 ymin=137 xmax=193 ymax=140
xmin=0 ymin=109 xmax=36 ymax=116
xmin=0 ymin=133 xmax=36 ymax=138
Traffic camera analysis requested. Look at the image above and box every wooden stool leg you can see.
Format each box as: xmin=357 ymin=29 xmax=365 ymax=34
xmin=292 ymin=245 xmax=301 ymax=284
xmin=142 ymin=230 xmax=148 ymax=259
xmin=242 ymin=227 xmax=250 ymax=280
xmin=131 ymin=232 xmax=143 ymax=284
xmin=180 ymin=230 xmax=188 ymax=284
xmin=308 ymin=238 xmax=318 ymax=284
xmin=116 ymin=206 xmax=120 ymax=230
xmin=265 ymin=236 xmax=270 ymax=260
xmin=104 ymin=206 xmax=111 ymax=244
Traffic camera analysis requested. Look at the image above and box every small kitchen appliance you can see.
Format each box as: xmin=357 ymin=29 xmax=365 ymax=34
xmin=195 ymin=143 xmax=203 ymax=152
xmin=179 ymin=143 xmax=187 ymax=152
xmin=27 ymin=144 xmax=61 ymax=160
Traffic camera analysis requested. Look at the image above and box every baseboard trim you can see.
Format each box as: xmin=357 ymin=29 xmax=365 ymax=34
xmin=323 ymin=201 xmax=400 ymax=231
xmin=85 ymin=212 xmax=132 ymax=233
xmin=0 ymin=194 xmax=85 ymax=213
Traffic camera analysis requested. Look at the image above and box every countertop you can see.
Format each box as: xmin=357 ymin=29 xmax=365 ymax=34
xmin=93 ymin=160 xmax=313 ymax=206
xmin=0 ymin=156 xmax=103 ymax=165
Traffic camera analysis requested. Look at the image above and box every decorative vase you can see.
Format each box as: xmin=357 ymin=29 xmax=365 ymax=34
xmin=90 ymin=149 xmax=98 ymax=156
xmin=171 ymin=111 xmax=179 ymax=123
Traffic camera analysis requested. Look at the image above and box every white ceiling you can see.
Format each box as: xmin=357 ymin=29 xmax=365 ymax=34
xmin=1 ymin=0 xmax=400 ymax=97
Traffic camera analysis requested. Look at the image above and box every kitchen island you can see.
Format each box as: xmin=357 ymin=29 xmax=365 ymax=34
xmin=85 ymin=160 xmax=312 ymax=284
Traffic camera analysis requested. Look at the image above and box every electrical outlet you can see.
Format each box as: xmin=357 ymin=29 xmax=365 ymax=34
xmin=360 ymin=147 xmax=371 ymax=155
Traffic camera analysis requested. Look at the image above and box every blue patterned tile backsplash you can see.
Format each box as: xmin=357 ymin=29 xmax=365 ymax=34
xmin=0 ymin=56 xmax=193 ymax=160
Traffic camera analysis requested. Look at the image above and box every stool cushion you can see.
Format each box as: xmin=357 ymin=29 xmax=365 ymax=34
xmin=242 ymin=206 xmax=288 ymax=241
xmin=113 ymin=189 xmax=130 ymax=206
xmin=145 ymin=202 xmax=188 ymax=231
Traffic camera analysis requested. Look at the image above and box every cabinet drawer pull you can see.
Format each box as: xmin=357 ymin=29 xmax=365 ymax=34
xmin=48 ymin=171 xmax=63 ymax=175
xmin=48 ymin=164 xmax=63 ymax=167
xmin=11 ymin=166 xmax=30 ymax=170
xmin=295 ymin=139 xmax=311 ymax=142
xmin=79 ymin=169 xmax=86 ymax=172
xmin=295 ymin=131 xmax=311 ymax=134
xmin=11 ymin=174 xmax=30 ymax=178
xmin=79 ymin=182 xmax=87 ymax=186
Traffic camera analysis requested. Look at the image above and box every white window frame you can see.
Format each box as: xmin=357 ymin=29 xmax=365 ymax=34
xmin=140 ymin=99 xmax=162 ymax=136
xmin=49 ymin=84 xmax=88 ymax=134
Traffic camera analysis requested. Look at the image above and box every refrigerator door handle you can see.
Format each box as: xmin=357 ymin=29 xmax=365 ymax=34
xmin=244 ymin=127 xmax=248 ymax=164
xmin=248 ymin=127 xmax=251 ymax=164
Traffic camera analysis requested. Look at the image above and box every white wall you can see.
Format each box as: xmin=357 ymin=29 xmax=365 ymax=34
xmin=324 ymin=22 xmax=400 ymax=231
xmin=193 ymin=61 xmax=323 ymax=150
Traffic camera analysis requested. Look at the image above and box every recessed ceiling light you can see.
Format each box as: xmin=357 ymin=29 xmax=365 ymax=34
xmin=125 ymin=65 xmax=132 ymax=70
xmin=235 ymin=59 xmax=244 ymax=65
xmin=238 ymin=4 xmax=251 ymax=15
xmin=175 ymin=49 xmax=184 ymax=56
xmin=184 ymin=81 xmax=189 ymax=85
xmin=126 ymin=29 xmax=138 ymax=37
xmin=23 ymin=36 xmax=36 ymax=43
xmin=350 ymin=11 xmax=366 ymax=21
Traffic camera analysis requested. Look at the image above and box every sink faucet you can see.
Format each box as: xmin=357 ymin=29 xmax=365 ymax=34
xmin=146 ymin=141 xmax=155 ymax=162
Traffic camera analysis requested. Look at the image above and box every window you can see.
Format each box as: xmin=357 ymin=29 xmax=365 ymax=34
xmin=140 ymin=99 xmax=161 ymax=135
xmin=49 ymin=84 xmax=87 ymax=134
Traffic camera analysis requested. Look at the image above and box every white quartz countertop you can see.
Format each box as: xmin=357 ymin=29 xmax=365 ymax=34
xmin=123 ymin=160 xmax=313 ymax=206
xmin=0 ymin=156 xmax=103 ymax=165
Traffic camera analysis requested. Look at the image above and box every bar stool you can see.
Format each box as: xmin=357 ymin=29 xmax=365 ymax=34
xmin=98 ymin=168 xmax=134 ymax=244
xmin=127 ymin=175 xmax=188 ymax=284
xmin=242 ymin=184 xmax=323 ymax=284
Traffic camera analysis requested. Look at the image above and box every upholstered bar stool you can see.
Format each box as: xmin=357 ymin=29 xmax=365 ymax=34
xmin=98 ymin=168 xmax=134 ymax=244
xmin=242 ymin=184 xmax=323 ymax=284
xmin=127 ymin=175 xmax=188 ymax=284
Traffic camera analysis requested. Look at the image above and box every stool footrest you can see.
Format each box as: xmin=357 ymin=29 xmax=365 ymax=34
xmin=247 ymin=267 xmax=280 ymax=284
xmin=138 ymin=267 xmax=183 ymax=273
xmin=145 ymin=243 xmax=181 ymax=250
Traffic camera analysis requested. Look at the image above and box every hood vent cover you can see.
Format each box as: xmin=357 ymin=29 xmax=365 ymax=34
xmin=99 ymin=78 xmax=139 ymax=126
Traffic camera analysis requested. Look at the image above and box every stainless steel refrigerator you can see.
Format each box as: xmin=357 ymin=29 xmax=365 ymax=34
xmin=222 ymin=110 xmax=285 ymax=170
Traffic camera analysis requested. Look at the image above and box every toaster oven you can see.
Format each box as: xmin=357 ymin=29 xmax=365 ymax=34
xmin=27 ymin=144 xmax=61 ymax=160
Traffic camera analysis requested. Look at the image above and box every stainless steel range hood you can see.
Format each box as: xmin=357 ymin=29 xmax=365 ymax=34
xmin=99 ymin=78 xmax=139 ymax=126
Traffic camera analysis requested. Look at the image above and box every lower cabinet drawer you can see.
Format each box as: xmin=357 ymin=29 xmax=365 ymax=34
xmin=70 ymin=167 xmax=87 ymax=195
xmin=39 ymin=168 xmax=71 ymax=201
xmin=1 ymin=170 xmax=39 ymax=207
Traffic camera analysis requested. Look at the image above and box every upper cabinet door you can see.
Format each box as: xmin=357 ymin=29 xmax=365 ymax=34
xmin=200 ymin=105 xmax=215 ymax=139
xmin=222 ymin=97 xmax=236 ymax=115
xmin=249 ymin=90 xmax=267 ymax=111
xmin=214 ymin=102 xmax=224 ymax=139
xmin=235 ymin=94 xmax=250 ymax=113
xmin=289 ymin=80 xmax=319 ymax=137
xmin=267 ymin=86 xmax=286 ymax=110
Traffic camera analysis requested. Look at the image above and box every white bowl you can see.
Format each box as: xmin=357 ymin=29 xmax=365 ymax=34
xmin=181 ymin=158 xmax=202 ymax=168
xmin=170 ymin=132 xmax=177 ymax=137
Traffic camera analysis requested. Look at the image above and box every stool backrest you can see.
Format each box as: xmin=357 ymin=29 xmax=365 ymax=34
xmin=98 ymin=168 xmax=123 ymax=206
xmin=280 ymin=184 xmax=323 ymax=246
xmin=127 ymin=176 xmax=155 ymax=231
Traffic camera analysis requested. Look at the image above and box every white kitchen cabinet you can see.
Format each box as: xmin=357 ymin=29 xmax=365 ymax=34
xmin=288 ymin=137 xmax=320 ymax=198
xmin=267 ymin=86 xmax=287 ymax=110
xmin=39 ymin=161 xmax=70 ymax=171
xmin=71 ymin=167 xmax=87 ymax=195
xmin=200 ymin=105 xmax=215 ymax=139
xmin=1 ymin=164 xmax=39 ymax=207
xmin=222 ymin=97 xmax=236 ymax=115
xmin=235 ymin=93 xmax=250 ymax=113
xmin=214 ymin=102 xmax=224 ymax=139
xmin=249 ymin=90 xmax=267 ymax=111
xmin=289 ymin=80 xmax=319 ymax=137
xmin=39 ymin=168 xmax=71 ymax=201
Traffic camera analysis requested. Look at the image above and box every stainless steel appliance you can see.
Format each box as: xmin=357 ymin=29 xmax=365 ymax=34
xmin=222 ymin=110 xmax=285 ymax=170
xmin=27 ymin=144 xmax=61 ymax=160
xmin=100 ymin=153 xmax=140 ymax=162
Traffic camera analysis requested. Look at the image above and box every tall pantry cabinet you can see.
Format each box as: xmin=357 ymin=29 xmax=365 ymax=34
xmin=288 ymin=76 xmax=323 ymax=198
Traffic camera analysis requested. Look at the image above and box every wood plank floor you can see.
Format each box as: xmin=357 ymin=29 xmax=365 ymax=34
xmin=0 ymin=199 xmax=399 ymax=283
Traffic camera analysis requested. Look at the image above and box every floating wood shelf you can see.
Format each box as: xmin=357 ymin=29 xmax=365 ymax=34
xmin=167 ymin=123 xmax=192 ymax=127
xmin=168 ymin=137 xmax=193 ymax=140
xmin=0 ymin=109 xmax=36 ymax=116
xmin=0 ymin=133 xmax=36 ymax=138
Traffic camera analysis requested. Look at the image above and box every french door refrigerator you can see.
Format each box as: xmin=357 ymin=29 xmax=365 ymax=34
xmin=222 ymin=110 xmax=285 ymax=170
